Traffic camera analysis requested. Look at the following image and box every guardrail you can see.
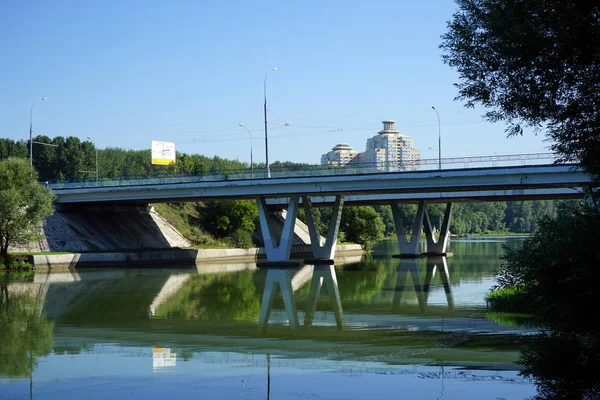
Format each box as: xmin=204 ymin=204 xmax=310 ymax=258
xmin=48 ymin=152 xmax=560 ymax=189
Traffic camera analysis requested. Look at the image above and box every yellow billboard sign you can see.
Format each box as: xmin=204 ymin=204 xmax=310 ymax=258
xmin=151 ymin=141 xmax=176 ymax=165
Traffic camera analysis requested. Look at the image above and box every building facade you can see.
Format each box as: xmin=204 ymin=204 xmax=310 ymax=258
xmin=364 ymin=120 xmax=420 ymax=171
xmin=320 ymin=143 xmax=359 ymax=166
xmin=321 ymin=120 xmax=420 ymax=171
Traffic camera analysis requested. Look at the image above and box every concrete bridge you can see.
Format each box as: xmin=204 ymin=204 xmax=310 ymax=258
xmin=50 ymin=162 xmax=592 ymax=258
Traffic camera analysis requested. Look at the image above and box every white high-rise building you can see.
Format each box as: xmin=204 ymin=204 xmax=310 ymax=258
xmin=365 ymin=120 xmax=420 ymax=171
xmin=320 ymin=143 xmax=359 ymax=166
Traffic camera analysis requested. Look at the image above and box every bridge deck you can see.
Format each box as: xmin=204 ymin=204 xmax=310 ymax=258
xmin=52 ymin=164 xmax=590 ymax=205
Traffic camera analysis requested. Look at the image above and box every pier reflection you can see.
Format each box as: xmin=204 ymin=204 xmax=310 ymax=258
xmin=393 ymin=256 xmax=454 ymax=313
xmin=258 ymin=263 xmax=344 ymax=330
xmin=258 ymin=256 xmax=455 ymax=331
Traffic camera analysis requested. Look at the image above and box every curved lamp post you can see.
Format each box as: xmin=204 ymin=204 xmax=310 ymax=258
xmin=30 ymin=97 xmax=47 ymax=166
xmin=264 ymin=67 xmax=277 ymax=177
xmin=239 ymin=123 xmax=253 ymax=178
xmin=431 ymin=106 xmax=441 ymax=171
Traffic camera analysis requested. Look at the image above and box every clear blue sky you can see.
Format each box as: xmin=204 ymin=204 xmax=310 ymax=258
xmin=0 ymin=0 xmax=551 ymax=165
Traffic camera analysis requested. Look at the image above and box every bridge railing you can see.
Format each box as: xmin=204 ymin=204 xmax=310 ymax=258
xmin=48 ymin=152 xmax=560 ymax=189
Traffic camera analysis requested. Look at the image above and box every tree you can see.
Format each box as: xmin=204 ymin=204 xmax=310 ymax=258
xmin=340 ymin=206 xmax=385 ymax=250
xmin=442 ymin=3 xmax=600 ymax=396
xmin=200 ymin=200 xmax=258 ymax=240
xmin=0 ymin=158 xmax=55 ymax=260
xmin=441 ymin=0 xmax=600 ymax=178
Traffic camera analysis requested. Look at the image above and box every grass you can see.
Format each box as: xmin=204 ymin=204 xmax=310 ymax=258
xmin=0 ymin=254 xmax=34 ymax=271
xmin=486 ymin=285 xmax=532 ymax=313
xmin=152 ymin=202 xmax=231 ymax=249
xmin=486 ymin=312 xmax=536 ymax=328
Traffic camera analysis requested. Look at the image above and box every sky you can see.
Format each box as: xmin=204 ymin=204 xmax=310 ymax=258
xmin=0 ymin=0 xmax=552 ymax=166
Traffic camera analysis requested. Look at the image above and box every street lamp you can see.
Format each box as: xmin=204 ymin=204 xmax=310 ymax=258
xmin=431 ymin=106 xmax=441 ymax=170
xmin=86 ymin=136 xmax=98 ymax=182
xmin=264 ymin=67 xmax=277 ymax=177
xmin=29 ymin=97 xmax=47 ymax=166
xmin=239 ymin=124 xmax=254 ymax=178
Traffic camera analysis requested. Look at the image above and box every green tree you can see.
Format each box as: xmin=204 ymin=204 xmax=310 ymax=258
xmin=374 ymin=205 xmax=395 ymax=236
xmin=441 ymin=0 xmax=600 ymax=178
xmin=340 ymin=206 xmax=385 ymax=250
xmin=201 ymin=200 xmax=258 ymax=239
xmin=0 ymin=158 xmax=55 ymax=260
xmin=442 ymin=4 xmax=600 ymax=396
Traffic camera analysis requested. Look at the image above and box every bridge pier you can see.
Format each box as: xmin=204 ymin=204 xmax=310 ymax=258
xmin=424 ymin=203 xmax=453 ymax=255
xmin=257 ymin=195 xmax=301 ymax=262
xmin=303 ymin=195 xmax=344 ymax=262
xmin=391 ymin=200 xmax=453 ymax=256
xmin=391 ymin=200 xmax=426 ymax=256
xmin=257 ymin=194 xmax=345 ymax=263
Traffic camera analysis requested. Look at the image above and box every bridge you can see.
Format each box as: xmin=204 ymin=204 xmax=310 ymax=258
xmin=49 ymin=154 xmax=593 ymax=259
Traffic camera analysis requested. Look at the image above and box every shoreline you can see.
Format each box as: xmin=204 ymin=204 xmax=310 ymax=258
xmin=30 ymin=244 xmax=365 ymax=272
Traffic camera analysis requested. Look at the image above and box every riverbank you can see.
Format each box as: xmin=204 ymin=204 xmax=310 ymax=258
xmin=31 ymin=244 xmax=365 ymax=272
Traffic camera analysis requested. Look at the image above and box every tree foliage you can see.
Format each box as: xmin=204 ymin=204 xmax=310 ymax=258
xmin=497 ymin=203 xmax=600 ymax=332
xmin=441 ymin=0 xmax=600 ymax=177
xmin=340 ymin=206 xmax=385 ymax=250
xmin=200 ymin=200 xmax=258 ymax=248
xmin=0 ymin=158 xmax=55 ymax=258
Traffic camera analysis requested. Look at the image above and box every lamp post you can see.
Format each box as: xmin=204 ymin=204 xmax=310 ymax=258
xmin=431 ymin=106 xmax=441 ymax=170
xmin=86 ymin=136 xmax=98 ymax=182
xmin=29 ymin=97 xmax=47 ymax=166
xmin=264 ymin=67 xmax=277 ymax=177
xmin=239 ymin=124 xmax=254 ymax=178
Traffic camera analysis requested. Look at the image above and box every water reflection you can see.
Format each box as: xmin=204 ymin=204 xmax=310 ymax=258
xmin=258 ymin=264 xmax=344 ymax=330
xmin=0 ymin=275 xmax=54 ymax=379
xmin=393 ymin=256 xmax=454 ymax=313
xmin=152 ymin=347 xmax=177 ymax=371
xmin=0 ymin=239 xmax=545 ymax=399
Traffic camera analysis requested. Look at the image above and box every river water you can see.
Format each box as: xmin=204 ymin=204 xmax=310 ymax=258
xmin=0 ymin=237 xmax=537 ymax=399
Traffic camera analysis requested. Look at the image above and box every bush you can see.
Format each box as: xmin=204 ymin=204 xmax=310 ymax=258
xmin=230 ymin=229 xmax=255 ymax=249
xmin=495 ymin=202 xmax=600 ymax=332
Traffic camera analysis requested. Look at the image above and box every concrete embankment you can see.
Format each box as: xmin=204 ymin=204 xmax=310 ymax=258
xmin=32 ymin=244 xmax=365 ymax=271
xmin=15 ymin=202 xmax=364 ymax=271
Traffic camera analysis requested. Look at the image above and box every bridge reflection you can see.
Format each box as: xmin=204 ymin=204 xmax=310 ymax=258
xmin=393 ymin=256 xmax=454 ymax=313
xmin=258 ymin=256 xmax=454 ymax=330
xmin=258 ymin=264 xmax=344 ymax=330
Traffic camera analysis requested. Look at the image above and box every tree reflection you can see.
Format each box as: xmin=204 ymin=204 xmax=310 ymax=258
xmin=336 ymin=261 xmax=387 ymax=303
xmin=521 ymin=332 xmax=600 ymax=399
xmin=154 ymin=271 xmax=260 ymax=321
xmin=0 ymin=279 xmax=54 ymax=378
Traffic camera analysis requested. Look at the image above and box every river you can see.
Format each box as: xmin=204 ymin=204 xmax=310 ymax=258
xmin=0 ymin=237 xmax=537 ymax=399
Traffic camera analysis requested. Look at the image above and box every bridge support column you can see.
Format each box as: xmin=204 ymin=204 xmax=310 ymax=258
xmin=423 ymin=203 xmax=453 ymax=255
xmin=391 ymin=200 xmax=426 ymax=256
xmin=257 ymin=195 xmax=300 ymax=262
xmin=303 ymin=195 xmax=344 ymax=261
